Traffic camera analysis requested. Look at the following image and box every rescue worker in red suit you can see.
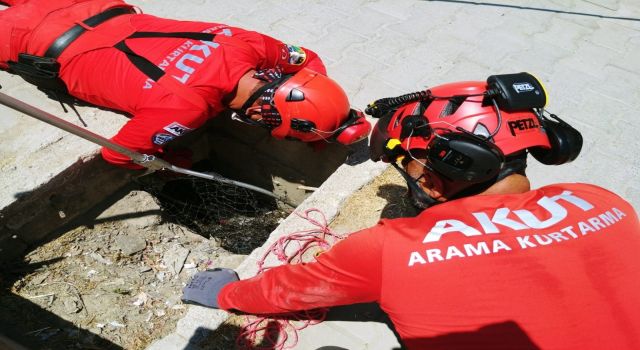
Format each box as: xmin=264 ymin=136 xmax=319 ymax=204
xmin=182 ymin=73 xmax=640 ymax=349
xmin=0 ymin=0 xmax=370 ymax=169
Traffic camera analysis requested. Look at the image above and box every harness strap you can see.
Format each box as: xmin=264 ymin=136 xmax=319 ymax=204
xmin=114 ymin=31 xmax=218 ymax=110
xmin=45 ymin=6 xmax=136 ymax=59
xmin=113 ymin=40 xmax=164 ymax=81
xmin=128 ymin=32 xmax=215 ymax=41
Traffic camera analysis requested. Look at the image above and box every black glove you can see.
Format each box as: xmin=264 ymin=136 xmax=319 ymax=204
xmin=181 ymin=268 xmax=239 ymax=308
xmin=253 ymin=67 xmax=283 ymax=82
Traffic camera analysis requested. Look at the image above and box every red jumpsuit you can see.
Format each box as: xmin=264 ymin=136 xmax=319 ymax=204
xmin=0 ymin=0 xmax=326 ymax=168
xmin=219 ymin=183 xmax=640 ymax=350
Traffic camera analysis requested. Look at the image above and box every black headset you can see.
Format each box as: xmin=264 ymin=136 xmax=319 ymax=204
xmin=427 ymin=131 xmax=505 ymax=182
xmin=410 ymin=111 xmax=583 ymax=182
xmin=390 ymin=130 xmax=506 ymax=208
xmin=529 ymin=113 xmax=583 ymax=165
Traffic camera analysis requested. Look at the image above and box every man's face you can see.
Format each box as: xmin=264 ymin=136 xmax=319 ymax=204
xmin=403 ymin=156 xmax=447 ymax=203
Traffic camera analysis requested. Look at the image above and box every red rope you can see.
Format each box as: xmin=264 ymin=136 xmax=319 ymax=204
xmin=236 ymin=209 xmax=345 ymax=349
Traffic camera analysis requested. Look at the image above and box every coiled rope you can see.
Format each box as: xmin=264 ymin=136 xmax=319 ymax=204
xmin=236 ymin=209 xmax=346 ymax=349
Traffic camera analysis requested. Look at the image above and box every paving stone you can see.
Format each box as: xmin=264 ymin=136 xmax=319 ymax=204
xmin=215 ymin=254 xmax=247 ymax=269
xmin=146 ymin=333 xmax=190 ymax=350
xmin=294 ymin=322 xmax=372 ymax=350
xmin=163 ymin=245 xmax=191 ymax=276
xmin=175 ymin=306 xmax=228 ymax=340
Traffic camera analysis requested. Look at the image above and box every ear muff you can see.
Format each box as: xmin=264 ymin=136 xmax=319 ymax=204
xmin=529 ymin=117 xmax=583 ymax=165
xmin=331 ymin=110 xmax=372 ymax=145
xmin=427 ymin=133 xmax=505 ymax=183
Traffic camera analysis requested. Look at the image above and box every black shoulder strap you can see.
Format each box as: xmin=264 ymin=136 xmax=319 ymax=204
xmin=113 ymin=31 xmax=218 ymax=109
xmin=114 ymin=32 xmax=217 ymax=82
xmin=128 ymin=32 xmax=215 ymax=41
xmin=45 ymin=7 xmax=136 ymax=59
xmin=114 ymin=40 xmax=164 ymax=81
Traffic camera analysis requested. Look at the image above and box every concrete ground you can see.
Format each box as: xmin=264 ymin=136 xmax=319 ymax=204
xmin=1 ymin=0 xmax=640 ymax=349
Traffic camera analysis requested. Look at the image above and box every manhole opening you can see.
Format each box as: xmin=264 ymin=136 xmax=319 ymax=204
xmin=136 ymin=160 xmax=289 ymax=254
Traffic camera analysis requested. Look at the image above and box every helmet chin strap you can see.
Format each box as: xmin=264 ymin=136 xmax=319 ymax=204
xmin=392 ymin=152 xmax=529 ymax=210
xmin=233 ymin=76 xmax=287 ymax=128
xmin=391 ymin=162 xmax=438 ymax=209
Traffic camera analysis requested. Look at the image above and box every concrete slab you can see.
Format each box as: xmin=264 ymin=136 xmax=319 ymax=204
xmin=1 ymin=0 xmax=639 ymax=349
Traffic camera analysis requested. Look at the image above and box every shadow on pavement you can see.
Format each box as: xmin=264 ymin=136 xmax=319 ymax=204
xmin=0 ymin=183 xmax=144 ymax=349
xmin=0 ymin=259 xmax=123 ymax=350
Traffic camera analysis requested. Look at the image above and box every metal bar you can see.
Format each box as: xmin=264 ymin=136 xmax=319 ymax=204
xmin=168 ymin=167 xmax=296 ymax=207
xmin=0 ymin=90 xmax=293 ymax=205
xmin=0 ymin=90 xmax=168 ymax=165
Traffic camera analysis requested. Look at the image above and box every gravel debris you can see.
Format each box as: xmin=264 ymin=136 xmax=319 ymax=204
xmin=0 ymin=189 xmax=286 ymax=350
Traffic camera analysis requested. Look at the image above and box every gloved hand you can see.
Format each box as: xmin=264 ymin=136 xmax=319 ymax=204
xmin=181 ymin=268 xmax=239 ymax=308
xmin=253 ymin=67 xmax=283 ymax=82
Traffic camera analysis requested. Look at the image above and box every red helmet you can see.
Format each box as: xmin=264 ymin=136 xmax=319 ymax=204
xmin=370 ymin=80 xmax=551 ymax=163
xmin=368 ymin=74 xmax=571 ymax=208
xmin=238 ymin=68 xmax=371 ymax=145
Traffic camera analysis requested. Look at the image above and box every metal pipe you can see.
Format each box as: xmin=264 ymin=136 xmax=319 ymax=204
xmin=169 ymin=167 xmax=296 ymax=207
xmin=0 ymin=90 xmax=174 ymax=170
xmin=0 ymin=90 xmax=293 ymax=206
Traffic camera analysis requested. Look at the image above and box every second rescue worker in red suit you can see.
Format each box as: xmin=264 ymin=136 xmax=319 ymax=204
xmin=182 ymin=73 xmax=640 ymax=349
xmin=0 ymin=0 xmax=370 ymax=168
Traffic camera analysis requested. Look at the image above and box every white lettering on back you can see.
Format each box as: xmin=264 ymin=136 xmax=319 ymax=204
xmin=534 ymin=234 xmax=553 ymax=245
xmin=553 ymin=190 xmax=595 ymax=211
xmin=561 ymin=226 xmax=579 ymax=238
xmin=548 ymin=232 xmax=569 ymax=242
xmin=578 ymin=221 xmax=596 ymax=235
xmin=445 ymin=246 xmax=466 ymax=260
xmin=143 ymin=78 xmax=154 ymax=89
xmin=409 ymin=205 xmax=626 ymax=267
xmin=613 ymin=208 xmax=626 ymax=220
xmin=516 ymin=236 xmax=537 ymax=248
xmin=588 ymin=217 xmax=607 ymax=230
xmin=423 ymin=220 xmax=482 ymax=243
xmin=464 ymin=242 xmax=491 ymax=256
xmin=408 ymin=252 xmax=427 ymax=266
xmin=493 ymin=239 xmax=512 ymax=252
xmin=426 ymin=249 xmax=444 ymax=263
xmin=423 ymin=192 xmax=598 ymax=243
xmin=173 ymin=54 xmax=204 ymax=83
xmin=477 ymin=208 xmax=530 ymax=232
xmin=513 ymin=196 xmax=568 ymax=229
xmin=598 ymin=211 xmax=618 ymax=226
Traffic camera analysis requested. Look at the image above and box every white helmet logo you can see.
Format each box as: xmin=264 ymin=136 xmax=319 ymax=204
xmin=512 ymin=82 xmax=535 ymax=93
